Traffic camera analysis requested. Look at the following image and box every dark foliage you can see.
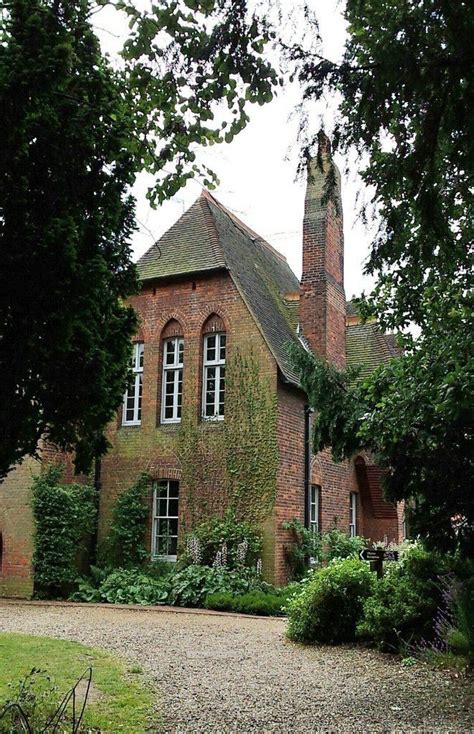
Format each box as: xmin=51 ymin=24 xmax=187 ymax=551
xmin=0 ymin=0 xmax=277 ymax=477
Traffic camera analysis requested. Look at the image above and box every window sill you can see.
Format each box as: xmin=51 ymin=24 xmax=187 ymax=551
xmin=151 ymin=555 xmax=177 ymax=563
xmin=121 ymin=422 xmax=141 ymax=428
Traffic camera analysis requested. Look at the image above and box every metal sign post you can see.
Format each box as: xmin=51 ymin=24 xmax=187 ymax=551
xmin=359 ymin=548 xmax=399 ymax=578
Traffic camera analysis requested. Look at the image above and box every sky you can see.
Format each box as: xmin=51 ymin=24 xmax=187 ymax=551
xmin=95 ymin=1 xmax=376 ymax=301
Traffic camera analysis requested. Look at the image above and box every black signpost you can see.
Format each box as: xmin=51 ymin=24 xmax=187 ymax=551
xmin=359 ymin=548 xmax=399 ymax=578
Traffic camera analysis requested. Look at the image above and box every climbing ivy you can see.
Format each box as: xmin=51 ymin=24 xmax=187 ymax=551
xmin=104 ymin=472 xmax=150 ymax=568
xmin=176 ymin=351 xmax=278 ymax=528
xmin=32 ymin=465 xmax=96 ymax=598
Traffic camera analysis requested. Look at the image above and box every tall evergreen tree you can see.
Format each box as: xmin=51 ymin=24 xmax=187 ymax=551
xmin=0 ymin=0 xmax=277 ymax=477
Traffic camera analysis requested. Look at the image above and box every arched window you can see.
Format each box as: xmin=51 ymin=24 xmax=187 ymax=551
xmin=122 ymin=341 xmax=144 ymax=425
xmin=161 ymin=319 xmax=184 ymax=424
xmin=202 ymin=314 xmax=226 ymax=420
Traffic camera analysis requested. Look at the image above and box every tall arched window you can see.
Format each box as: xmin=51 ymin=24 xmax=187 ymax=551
xmin=202 ymin=314 xmax=226 ymax=420
xmin=122 ymin=341 xmax=144 ymax=425
xmin=161 ymin=319 xmax=184 ymax=424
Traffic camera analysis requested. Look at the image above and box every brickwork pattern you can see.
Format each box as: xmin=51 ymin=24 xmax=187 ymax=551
xmin=99 ymin=270 xmax=279 ymax=562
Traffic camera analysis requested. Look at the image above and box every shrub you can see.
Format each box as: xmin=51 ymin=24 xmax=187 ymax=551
xmin=182 ymin=514 xmax=262 ymax=570
xmin=322 ymin=527 xmax=366 ymax=562
xmin=454 ymin=576 xmax=474 ymax=666
xmin=98 ymin=569 xmax=171 ymax=605
xmin=168 ymin=565 xmax=263 ymax=607
xmin=204 ymin=592 xmax=235 ymax=612
xmin=104 ymin=473 xmax=150 ymax=568
xmin=286 ymin=558 xmax=375 ymax=644
xmin=282 ymin=519 xmax=366 ymax=580
xmin=32 ymin=466 xmax=96 ymax=598
xmin=282 ymin=519 xmax=322 ymax=580
xmin=357 ymin=545 xmax=448 ymax=651
xmin=205 ymin=590 xmax=286 ymax=616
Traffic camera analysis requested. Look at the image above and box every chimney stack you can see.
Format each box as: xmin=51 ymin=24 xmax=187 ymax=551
xmin=300 ymin=131 xmax=346 ymax=368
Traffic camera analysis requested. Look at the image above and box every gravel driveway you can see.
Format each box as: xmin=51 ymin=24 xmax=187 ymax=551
xmin=0 ymin=601 xmax=472 ymax=733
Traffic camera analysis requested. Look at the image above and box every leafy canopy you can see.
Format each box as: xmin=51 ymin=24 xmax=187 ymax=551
xmin=286 ymin=1 xmax=473 ymax=556
xmin=0 ymin=0 xmax=277 ymax=477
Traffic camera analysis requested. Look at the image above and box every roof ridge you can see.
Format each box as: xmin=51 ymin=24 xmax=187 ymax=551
xmin=201 ymin=190 xmax=288 ymax=264
xmin=199 ymin=193 xmax=226 ymax=267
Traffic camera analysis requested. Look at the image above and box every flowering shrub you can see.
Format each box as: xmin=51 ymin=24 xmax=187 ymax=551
xmin=286 ymin=558 xmax=375 ymax=644
xmin=167 ymin=565 xmax=263 ymax=607
xmin=182 ymin=514 xmax=262 ymax=571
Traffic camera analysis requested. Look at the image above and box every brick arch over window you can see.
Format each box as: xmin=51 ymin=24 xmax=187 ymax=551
xmin=149 ymin=465 xmax=182 ymax=481
xmin=161 ymin=318 xmax=184 ymax=339
xmin=201 ymin=312 xmax=225 ymax=334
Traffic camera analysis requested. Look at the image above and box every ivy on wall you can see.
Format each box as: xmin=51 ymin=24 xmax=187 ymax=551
xmin=32 ymin=465 xmax=96 ymax=598
xmin=103 ymin=472 xmax=150 ymax=568
xmin=176 ymin=351 xmax=279 ymax=528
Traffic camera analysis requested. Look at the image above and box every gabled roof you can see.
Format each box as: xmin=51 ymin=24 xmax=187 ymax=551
xmin=136 ymin=191 xmax=301 ymax=385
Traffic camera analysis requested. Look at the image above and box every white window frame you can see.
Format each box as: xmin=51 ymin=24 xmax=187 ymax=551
xmin=349 ymin=492 xmax=358 ymax=537
xmin=122 ymin=342 xmax=144 ymax=426
xmin=161 ymin=336 xmax=184 ymax=424
xmin=152 ymin=480 xmax=179 ymax=561
xmin=310 ymin=484 xmax=320 ymax=534
xmin=202 ymin=332 xmax=226 ymax=420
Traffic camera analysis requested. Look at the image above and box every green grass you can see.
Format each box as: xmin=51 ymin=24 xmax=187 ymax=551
xmin=0 ymin=633 xmax=154 ymax=733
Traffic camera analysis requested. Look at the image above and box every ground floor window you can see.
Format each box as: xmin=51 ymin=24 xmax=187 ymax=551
xmin=310 ymin=484 xmax=321 ymax=534
xmin=152 ymin=480 xmax=179 ymax=561
xmin=349 ymin=492 xmax=358 ymax=537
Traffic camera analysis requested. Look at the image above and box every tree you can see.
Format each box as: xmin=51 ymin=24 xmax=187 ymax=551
xmin=0 ymin=0 xmax=277 ymax=478
xmin=286 ymin=1 xmax=474 ymax=554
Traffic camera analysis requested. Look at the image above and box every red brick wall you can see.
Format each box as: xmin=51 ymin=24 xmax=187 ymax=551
xmin=99 ymin=270 xmax=279 ymax=568
xmin=0 ymin=442 xmax=90 ymax=599
xmin=273 ymin=385 xmax=306 ymax=584
xmin=0 ymin=456 xmax=38 ymax=598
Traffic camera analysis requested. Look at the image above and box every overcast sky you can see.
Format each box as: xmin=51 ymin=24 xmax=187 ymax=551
xmin=96 ymin=1 xmax=376 ymax=300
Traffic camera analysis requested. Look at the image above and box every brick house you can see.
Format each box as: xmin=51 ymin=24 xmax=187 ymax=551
xmin=0 ymin=136 xmax=404 ymax=596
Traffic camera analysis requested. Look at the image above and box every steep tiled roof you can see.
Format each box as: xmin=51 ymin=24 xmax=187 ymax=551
xmin=136 ymin=191 xmax=301 ymax=385
xmin=137 ymin=196 xmax=226 ymax=280
xmin=346 ymin=322 xmax=400 ymax=379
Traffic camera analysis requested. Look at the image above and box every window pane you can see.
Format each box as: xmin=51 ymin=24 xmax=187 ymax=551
xmin=206 ymin=335 xmax=216 ymax=361
xmin=137 ymin=374 xmax=143 ymax=420
xmin=157 ymin=482 xmax=168 ymax=498
xmin=178 ymin=339 xmax=184 ymax=365
xmin=159 ymin=498 xmax=168 ymax=517
xmin=169 ymin=481 xmax=179 ymax=497
xmin=157 ymin=535 xmax=167 ymax=554
xmin=137 ymin=343 xmax=144 ymax=369
xmin=219 ymin=333 xmax=226 ymax=360
xmin=168 ymin=499 xmax=179 ymax=517
xmin=168 ymin=536 xmax=178 ymax=556
xmin=166 ymin=340 xmax=175 ymax=365
xmin=168 ymin=518 xmax=178 ymax=536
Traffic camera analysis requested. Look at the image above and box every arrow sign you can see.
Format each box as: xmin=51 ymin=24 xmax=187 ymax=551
xmin=359 ymin=548 xmax=399 ymax=562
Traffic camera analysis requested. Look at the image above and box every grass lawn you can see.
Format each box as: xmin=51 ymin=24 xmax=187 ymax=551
xmin=0 ymin=632 xmax=154 ymax=732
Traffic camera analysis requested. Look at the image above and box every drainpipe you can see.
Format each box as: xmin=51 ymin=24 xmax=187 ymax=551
xmin=90 ymin=456 xmax=102 ymax=566
xmin=304 ymin=405 xmax=311 ymax=528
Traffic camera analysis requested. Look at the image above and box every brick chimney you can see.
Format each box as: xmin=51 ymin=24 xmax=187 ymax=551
xmin=300 ymin=131 xmax=346 ymax=368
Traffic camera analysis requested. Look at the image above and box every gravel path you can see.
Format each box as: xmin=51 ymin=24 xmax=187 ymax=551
xmin=0 ymin=601 xmax=472 ymax=734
